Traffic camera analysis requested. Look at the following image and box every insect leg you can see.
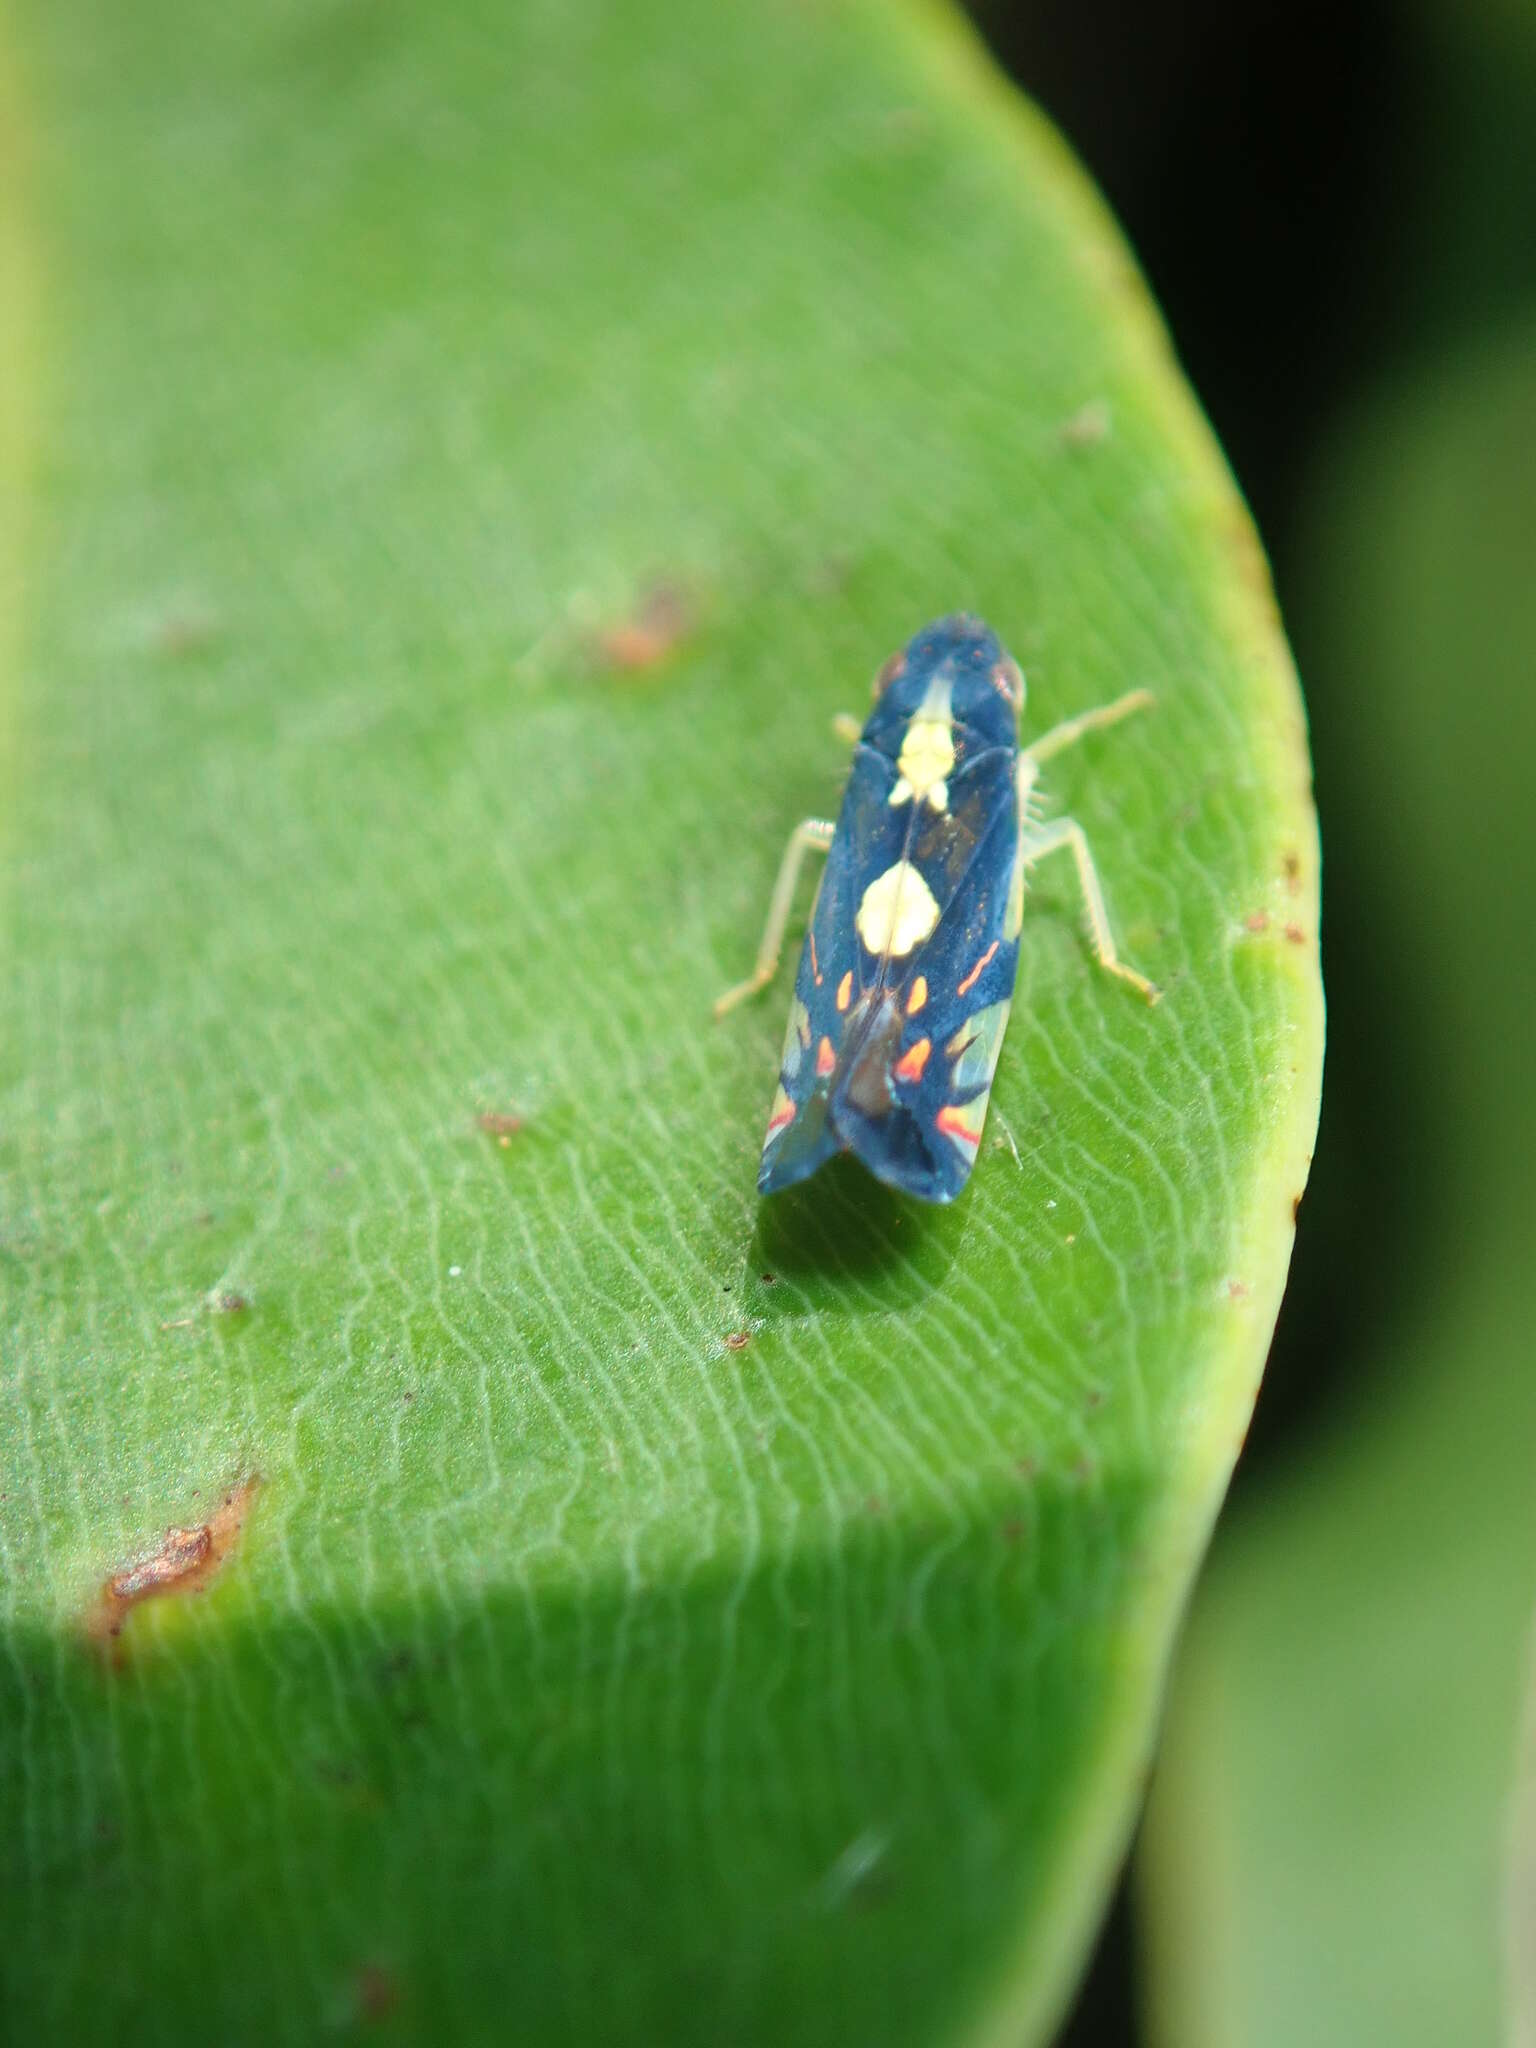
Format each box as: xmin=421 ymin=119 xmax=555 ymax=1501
xmin=1023 ymin=815 xmax=1161 ymax=1003
xmin=714 ymin=818 xmax=836 ymax=1016
xmin=1023 ymin=687 xmax=1154 ymax=768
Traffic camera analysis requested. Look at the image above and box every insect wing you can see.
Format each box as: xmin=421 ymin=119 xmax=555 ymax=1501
xmin=756 ymin=746 xmax=906 ymax=1193
xmin=830 ymin=741 xmax=1021 ymax=1201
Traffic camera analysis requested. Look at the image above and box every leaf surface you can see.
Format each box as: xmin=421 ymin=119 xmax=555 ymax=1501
xmin=0 ymin=3 xmax=1320 ymax=2041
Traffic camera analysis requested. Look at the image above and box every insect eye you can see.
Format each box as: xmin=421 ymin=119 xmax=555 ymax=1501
xmin=871 ymin=648 xmax=907 ymax=700
xmin=991 ymin=658 xmax=1024 ymax=712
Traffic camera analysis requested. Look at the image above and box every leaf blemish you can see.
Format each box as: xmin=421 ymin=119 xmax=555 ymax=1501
xmin=476 ymin=1111 xmax=523 ymax=1148
xmin=352 ymin=1960 xmax=400 ymax=2024
xmin=1058 ymin=398 xmax=1111 ymax=447
xmin=595 ymin=581 xmax=695 ymax=673
xmin=111 ymin=1524 xmax=210 ymax=1596
xmin=88 ymin=1474 xmax=260 ymax=1651
xmin=723 ymin=1329 xmax=752 ymax=1352
xmin=1243 ymin=910 xmax=1270 ymax=934
xmin=151 ymin=605 xmax=220 ymax=658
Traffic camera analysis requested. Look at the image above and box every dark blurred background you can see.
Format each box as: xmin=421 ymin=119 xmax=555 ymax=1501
xmin=953 ymin=2 xmax=1536 ymax=2037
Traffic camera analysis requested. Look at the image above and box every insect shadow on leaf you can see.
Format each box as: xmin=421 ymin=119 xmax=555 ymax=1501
xmin=744 ymin=1154 xmax=960 ymax=1316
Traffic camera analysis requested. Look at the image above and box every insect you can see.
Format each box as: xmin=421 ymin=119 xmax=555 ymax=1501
xmin=715 ymin=614 xmax=1159 ymax=1203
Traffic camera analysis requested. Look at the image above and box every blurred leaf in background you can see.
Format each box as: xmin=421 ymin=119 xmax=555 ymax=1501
xmin=1144 ymin=320 xmax=1536 ymax=2047
xmin=0 ymin=1 xmax=1319 ymax=2044
xmin=1138 ymin=0 xmax=1536 ymax=2038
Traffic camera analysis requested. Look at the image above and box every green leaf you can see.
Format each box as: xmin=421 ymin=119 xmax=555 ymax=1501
xmin=0 ymin=2 xmax=1320 ymax=2041
xmin=1141 ymin=325 xmax=1536 ymax=2047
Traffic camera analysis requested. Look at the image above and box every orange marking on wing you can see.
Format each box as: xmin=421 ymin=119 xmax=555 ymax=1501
xmin=894 ymin=1038 xmax=931 ymax=1083
xmin=815 ymin=1035 xmax=836 ymax=1077
xmin=906 ymin=975 xmax=928 ymax=1015
xmin=936 ymin=1103 xmax=983 ymax=1149
xmin=836 ymin=970 xmax=853 ymax=1012
xmin=808 ymin=929 xmax=823 ymax=985
xmin=766 ymin=1086 xmax=796 ymax=1133
xmin=956 ymin=941 xmax=999 ymax=998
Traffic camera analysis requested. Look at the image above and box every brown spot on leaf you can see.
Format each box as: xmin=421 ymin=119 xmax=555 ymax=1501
xmin=153 ymin=607 xmax=219 ymax=657
xmin=1284 ymin=922 xmax=1305 ymax=944
xmin=1228 ymin=1279 xmax=1250 ymax=1301
xmin=807 ymin=551 xmax=853 ymax=596
xmin=1058 ymin=398 xmax=1111 ymax=447
xmin=724 ymin=1329 xmax=752 ymax=1352
xmin=1282 ymin=849 xmax=1302 ymax=892
xmin=88 ymin=1475 xmax=260 ymax=1653
xmin=1244 ymin=910 xmax=1270 ymax=934
xmin=110 ymin=1524 xmax=211 ymax=1598
xmin=476 ymin=1111 xmax=523 ymax=1145
xmin=353 ymin=1961 xmax=400 ymax=2024
xmin=596 ymin=582 xmax=695 ymax=672
xmin=212 ymin=1291 xmax=247 ymax=1315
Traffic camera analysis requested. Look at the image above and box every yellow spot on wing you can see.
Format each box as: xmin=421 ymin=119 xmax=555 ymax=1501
xmin=815 ymin=1035 xmax=836 ymax=1076
xmin=892 ymin=716 xmax=955 ymax=811
xmin=906 ymin=975 xmax=928 ymax=1015
xmin=856 ymin=861 xmax=940 ymax=958
xmin=836 ymin=970 xmax=853 ymax=1012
